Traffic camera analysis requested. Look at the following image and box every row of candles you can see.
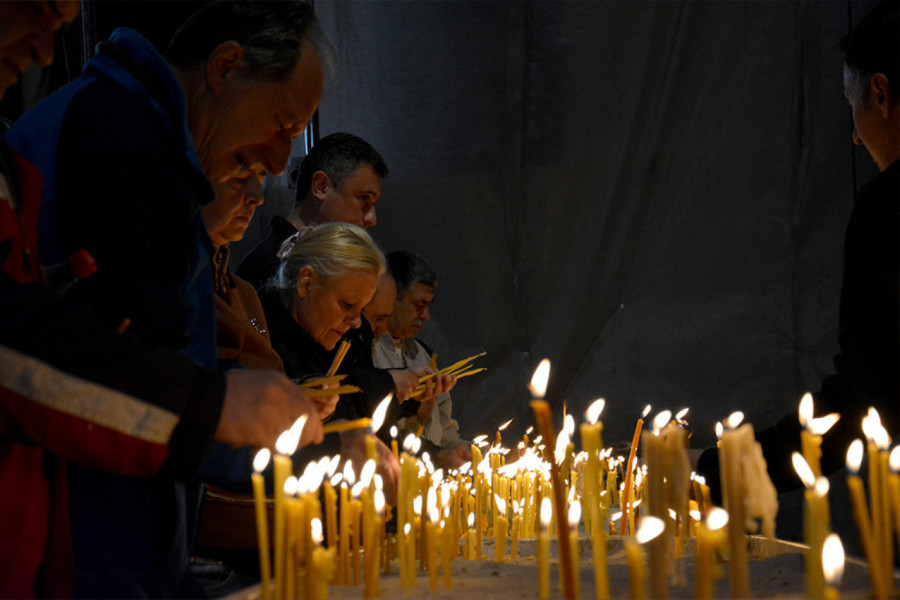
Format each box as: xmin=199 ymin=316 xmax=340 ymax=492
xmin=250 ymin=360 xmax=896 ymax=599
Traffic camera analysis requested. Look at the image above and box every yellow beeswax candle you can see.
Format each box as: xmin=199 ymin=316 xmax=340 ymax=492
xmin=251 ymin=450 xmax=272 ymax=600
xmin=538 ymin=497 xmax=552 ymax=600
xmin=695 ymin=507 xmax=727 ymax=600
xmin=494 ymin=494 xmax=508 ymax=562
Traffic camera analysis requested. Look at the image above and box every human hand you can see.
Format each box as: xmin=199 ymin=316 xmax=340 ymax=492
xmin=388 ymin=369 xmax=419 ymax=403
xmin=417 ymin=373 xmax=457 ymax=403
xmin=217 ymin=370 xmax=323 ymax=449
xmin=417 ymin=397 xmax=436 ymax=423
xmin=436 ymin=443 xmax=472 ymax=471
xmin=339 ymin=429 xmax=400 ymax=506
xmin=307 ymin=381 xmax=339 ymax=422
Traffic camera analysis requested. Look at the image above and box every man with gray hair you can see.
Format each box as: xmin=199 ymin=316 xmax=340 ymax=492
xmin=6 ymin=1 xmax=331 ymax=595
xmin=373 ymin=250 xmax=473 ymax=470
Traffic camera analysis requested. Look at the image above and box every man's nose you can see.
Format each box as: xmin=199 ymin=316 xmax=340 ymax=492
xmin=420 ymin=306 xmax=430 ymax=322
xmin=244 ymin=178 xmax=265 ymax=207
xmin=363 ymin=206 xmax=377 ymax=228
xmin=348 ymin=312 xmax=362 ymax=328
xmin=259 ymin=132 xmax=293 ymax=175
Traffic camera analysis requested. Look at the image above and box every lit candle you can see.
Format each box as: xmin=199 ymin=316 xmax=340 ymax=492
xmin=579 ymin=399 xmax=608 ymax=600
xmin=441 ymin=513 xmax=453 ymax=590
xmin=251 ymin=449 xmax=272 ymax=600
xmin=626 ymin=516 xmax=664 ymax=600
xmin=273 ymin=416 xmax=306 ymax=600
xmin=643 ymin=411 xmax=671 ymax=600
xmin=390 ymin=426 xmax=399 ymax=460
xmin=464 ymin=512 xmax=475 ymax=560
xmin=621 ymin=405 xmax=651 ymax=535
xmin=695 ymin=507 xmax=728 ymax=600
xmin=822 ymin=533 xmax=845 ymax=600
xmin=792 ymin=452 xmax=828 ymax=599
xmin=862 ymin=409 xmax=892 ymax=591
xmin=529 ymin=358 xmax=576 ymax=600
xmin=568 ymin=500 xmax=582 ymax=600
xmin=538 ymin=497 xmax=552 ymax=600
xmin=888 ymin=448 xmax=900 ymax=557
xmin=323 ymin=471 xmax=340 ymax=585
xmin=494 ymin=494 xmax=508 ymax=562
xmin=363 ymin=489 xmax=385 ymax=598
xmin=844 ymin=440 xmax=886 ymax=597
xmin=309 ymin=518 xmax=335 ymax=600
xmin=510 ymin=500 xmax=522 ymax=560
xmin=426 ymin=488 xmax=439 ymax=593
xmin=718 ymin=412 xmax=750 ymax=599
xmin=798 ymin=392 xmax=840 ymax=479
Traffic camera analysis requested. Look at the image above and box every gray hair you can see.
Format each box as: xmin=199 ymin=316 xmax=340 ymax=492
xmin=166 ymin=0 xmax=336 ymax=84
xmin=271 ymin=223 xmax=385 ymax=292
xmin=387 ymin=250 xmax=437 ymax=297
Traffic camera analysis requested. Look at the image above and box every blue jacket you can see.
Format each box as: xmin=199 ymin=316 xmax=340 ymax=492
xmin=6 ymin=28 xmax=221 ymax=597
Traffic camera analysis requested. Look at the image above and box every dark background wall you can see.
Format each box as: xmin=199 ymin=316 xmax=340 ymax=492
xmin=3 ymin=0 xmax=883 ymax=550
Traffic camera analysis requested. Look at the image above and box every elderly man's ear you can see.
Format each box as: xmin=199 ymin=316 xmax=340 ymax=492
xmin=205 ymin=41 xmax=244 ymax=92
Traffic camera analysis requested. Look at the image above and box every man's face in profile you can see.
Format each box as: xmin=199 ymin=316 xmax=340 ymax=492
xmin=387 ymin=282 xmax=434 ymax=340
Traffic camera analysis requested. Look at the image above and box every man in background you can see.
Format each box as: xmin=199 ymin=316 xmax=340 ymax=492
xmin=374 ymin=250 xmax=472 ymax=470
xmin=695 ymin=0 xmax=898 ymax=498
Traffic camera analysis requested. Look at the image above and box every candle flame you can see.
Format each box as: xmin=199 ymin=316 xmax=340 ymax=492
xmin=540 ymin=497 xmax=552 ymax=527
xmin=404 ymin=523 xmax=412 ymax=535
xmin=275 ymin=415 xmax=307 ymax=455
xmin=641 ymin=405 xmax=652 ymax=419
xmin=284 ymin=475 xmax=298 ymax=495
xmin=329 ymin=473 xmax=342 ymax=487
xmin=525 ymin=426 xmax=534 ymax=435
xmin=652 ymin=410 xmax=672 ymax=434
xmin=529 ymin=359 xmax=551 ymax=398
xmin=253 ymin=448 xmax=271 ymax=473
xmin=360 ymin=459 xmax=376 ymax=487
xmin=690 ymin=509 xmax=701 ymax=522
xmin=809 ymin=413 xmax=840 ymax=436
xmin=693 ymin=474 xmax=706 ymax=486
xmin=495 ymin=494 xmax=506 ymax=515
xmin=468 ymin=512 xmax=475 ymax=528
xmin=351 ymin=481 xmax=364 ymax=498
xmin=555 ymin=428 xmax=570 ymax=466
xmin=402 ymin=433 xmax=418 ymax=453
xmin=564 ymin=413 xmax=575 ymax=435
xmin=791 ymin=452 xmax=816 ymax=489
xmin=390 ymin=425 xmax=398 ymax=439
xmin=568 ymin=500 xmax=581 ymax=528
xmin=374 ymin=489 xmax=385 ymax=514
xmin=675 ymin=407 xmax=689 ymax=420
xmin=846 ymin=439 xmax=864 ymax=473
xmin=890 ymin=446 xmax=900 ymax=473
xmin=822 ymin=534 xmax=845 ymax=586
xmin=635 ymin=516 xmax=665 ymax=544
xmin=725 ymin=412 xmax=744 ymax=429
xmin=326 ymin=454 xmax=341 ymax=477
xmin=311 ymin=518 xmax=324 ymax=544
xmin=610 ymin=511 xmax=622 ymax=522
xmin=715 ymin=421 xmax=724 ymax=439
xmin=798 ymin=392 xmax=814 ymax=428
xmin=706 ymin=507 xmax=729 ymax=530
xmin=814 ymin=476 xmax=829 ymax=497
xmin=498 ymin=418 xmax=514 ymax=431
xmin=586 ymin=398 xmax=605 ymax=425
xmin=342 ymin=460 xmax=356 ymax=485
xmin=371 ymin=393 xmax=392 ymax=433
